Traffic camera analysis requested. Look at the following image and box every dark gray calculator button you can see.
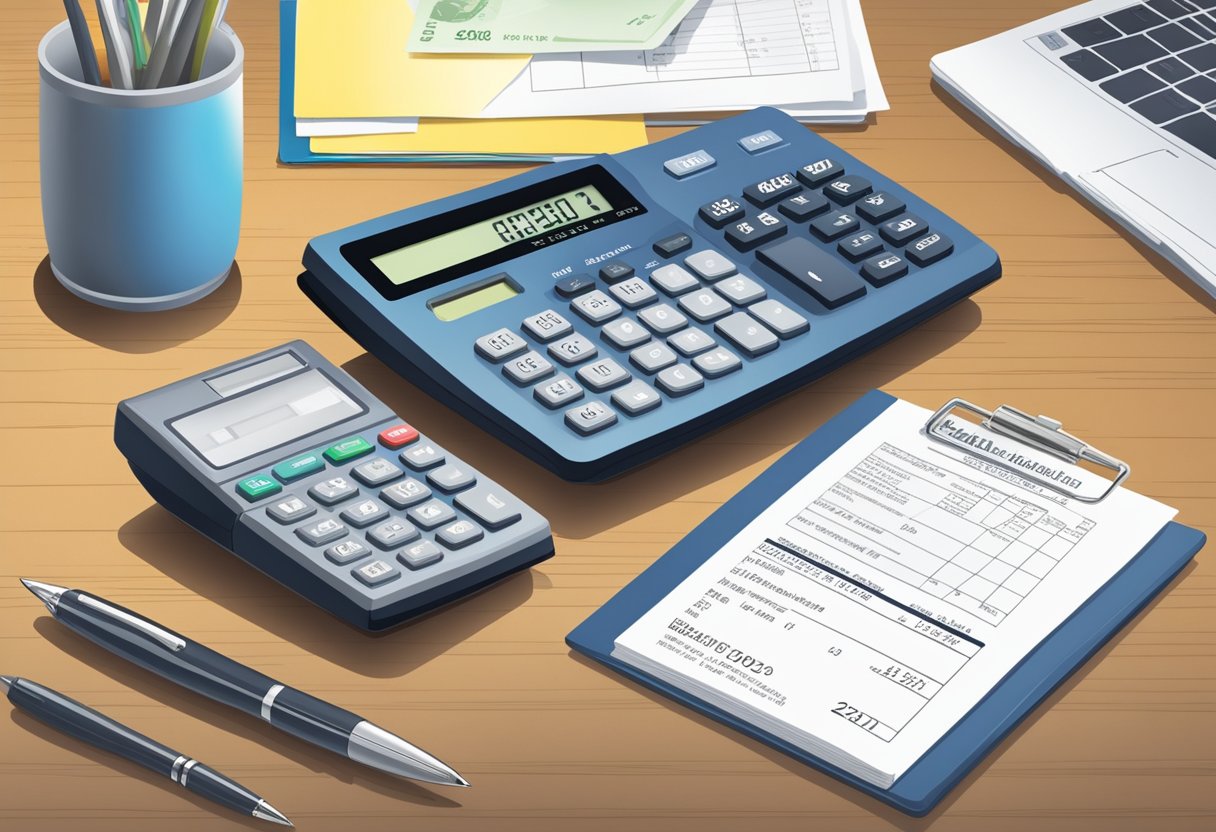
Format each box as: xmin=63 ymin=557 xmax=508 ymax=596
xmin=777 ymin=191 xmax=830 ymax=221
xmin=725 ymin=212 xmax=787 ymax=251
xmin=309 ymin=476 xmax=359 ymax=506
xmin=367 ymin=518 xmax=419 ymax=549
xmin=407 ymin=499 xmax=456 ymax=530
xmin=860 ymin=251 xmax=910 ymax=285
xmin=427 ymin=462 xmax=477 ymax=493
xmin=341 ymin=499 xmax=389 ymax=528
xmin=838 ymin=231 xmax=883 ymax=262
xmin=654 ymin=233 xmax=693 ymax=257
xmin=824 ymin=175 xmax=873 ymax=205
xmin=522 ymin=309 xmax=573 ymax=342
xmin=698 ymin=196 xmax=745 ymax=228
xmin=639 ymin=303 xmax=688 ymax=334
xmin=663 ymin=149 xmax=715 ymax=178
xmin=747 ymin=299 xmax=809 ymax=338
xmin=905 ymin=232 xmax=955 ymax=267
xmin=564 ymin=400 xmax=617 ymax=434
xmin=400 ymin=442 xmax=445 ymax=470
xmin=455 ymin=484 xmax=522 ymax=530
xmin=630 ymin=341 xmax=678 ymax=374
xmin=267 ymin=495 xmax=316 ymax=524
xmin=474 ymin=327 xmax=527 ymax=362
xmin=599 ymin=261 xmax=635 ymax=283
xmin=1060 ymin=49 xmax=1119 ymax=81
xmin=1147 ymin=56 xmax=1194 ymax=82
xmin=656 ymin=364 xmax=704 ymax=396
xmin=1106 ymin=6 xmax=1166 ymax=34
xmin=743 ymin=172 xmax=801 ymax=207
xmin=437 ymin=519 xmax=484 ymax=550
xmin=668 ymin=328 xmax=716 ymax=356
xmin=856 ymin=191 xmax=905 ymax=223
xmin=326 ymin=539 xmax=372 ymax=565
xmin=757 ymin=236 xmax=867 ymax=309
xmin=684 ymin=249 xmax=737 ymax=281
xmin=570 ymin=289 xmax=622 ymax=324
xmin=351 ymin=457 xmax=403 ymax=487
xmin=534 ymin=374 xmax=584 ymax=409
xmin=880 ymin=213 xmax=930 ymax=246
xmin=380 ymin=478 xmax=431 ymax=508
xmin=714 ymin=274 xmax=766 ymax=305
xmin=678 ymin=289 xmax=732 ymax=322
xmin=795 ymin=158 xmax=843 ymax=187
xmin=577 ymin=358 xmax=631 ymax=391
xmin=809 ymin=210 xmax=860 ymax=240
xmin=296 ymin=518 xmax=347 ymax=547
xmin=611 ymin=379 xmax=662 ymax=415
xmin=1131 ymin=88 xmax=1199 ymax=122
xmin=693 ymin=347 xmax=742 ymax=378
xmin=503 ymin=350 xmax=555 ymax=386
xmin=650 ymin=264 xmax=700 ymax=295
xmin=715 ymin=312 xmax=778 ymax=358
xmin=1062 ymin=18 xmax=1121 ymax=47
xmin=555 ymin=274 xmax=596 ymax=298
xmin=548 ymin=334 xmax=598 ymax=365
xmin=398 ymin=540 xmax=444 ymax=570
xmin=602 ymin=317 xmax=651 ymax=349
xmin=352 ymin=559 xmax=399 ymax=587
xmin=609 ymin=277 xmax=659 ymax=309
xmin=738 ymin=129 xmax=783 ymax=153
xmin=1092 ymin=35 xmax=1167 ymax=71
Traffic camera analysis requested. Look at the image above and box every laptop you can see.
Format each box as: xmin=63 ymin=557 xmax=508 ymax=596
xmin=932 ymin=0 xmax=1216 ymax=300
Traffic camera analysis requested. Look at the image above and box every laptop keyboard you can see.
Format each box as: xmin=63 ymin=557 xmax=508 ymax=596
xmin=1057 ymin=0 xmax=1216 ymax=159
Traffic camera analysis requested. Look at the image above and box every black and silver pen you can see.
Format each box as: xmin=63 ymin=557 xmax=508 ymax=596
xmin=1 ymin=675 xmax=291 ymax=826
xmin=22 ymin=580 xmax=469 ymax=788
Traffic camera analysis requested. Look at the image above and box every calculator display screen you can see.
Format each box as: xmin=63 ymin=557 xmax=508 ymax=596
xmin=341 ymin=164 xmax=646 ymax=302
xmin=171 ymin=369 xmax=365 ymax=468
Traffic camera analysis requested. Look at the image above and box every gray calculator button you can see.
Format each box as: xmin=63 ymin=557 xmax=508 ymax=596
xmin=407 ymin=499 xmax=457 ymax=530
xmin=693 ymin=347 xmax=743 ymax=378
xmin=266 ymin=496 xmax=316 ymax=524
xmin=630 ymin=342 xmax=678 ymax=374
xmin=308 ymin=477 xmax=359 ymax=506
xmin=611 ymin=380 xmax=662 ymax=416
xmin=649 ymin=264 xmax=699 ymax=296
xmin=352 ymin=559 xmax=400 ymax=587
xmin=668 ymin=328 xmax=716 ymax=356
xmin=325 ymin=539 xmax=372 ymax=565
xmin=715 ymin=312 xmax=779 ymax=358
xmin=401 ymin=442 xmax=445 ymax=470
xmin=534 ymin=374 xmax=584 ymax=409
xmin=684 ymin=250 xmax=737 ymax=281
xmin=657 ymin=364 xmax=705 ymax=396
xmin=602 ymin=318 xmax=651 ymax=350
xmin=380 ymin=478 xmax=432 ymax=508
xmin=564 ymin=400 xmax=617 ymax=435
xmin=577 ymin=358 xmax=631 ymax=391
xmin=570 ymin=290 xmax=622 ymax=324
xmin=427 ymin=461 xmax=477 ymax=493
xmin=503 ymin=350 xmax=554 ymax=386
xmin=340 ymin=499 xmax=388 ymax=528
xmin=748 ymin=299 xmax=809 ymax=338
xmin=522 ymin=309 xmax=573 ymax=342
xmin=663 ymin=148 xmax=715 ymax=178
xmin=714 ymin=274 xmax=767 ymax=305
xmin=398 ymin=540 xmax=444 ymax=570
xmin=367 ymin=518 xmax=420 ymax=549
xmin=437 ymin=519 xmax=485 ymax=550
xmin=548 ymin=334 xmax=598 ymax=366
xmin=454 ymin=484 xmax=522 ymax=530
xmin=638 ymin=303 xmax=688 ymax=334
xmin=608 ymin=276 xmax=659 ymax=309
xmin=474 ymin=327 xmax=527 ymax=362
xmin=678 ymin=289 xmax=732 ymax=322
xmin=739 ymin=129 xmax=783 ymax=153
xmin=296 ymin=518 xmax=348 ymax=547
xmin=351 ymin=458 xmax=403 ymax=487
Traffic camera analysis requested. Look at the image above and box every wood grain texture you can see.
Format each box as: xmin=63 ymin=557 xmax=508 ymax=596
xmin=1 ymin=1 xmax=1214 ymax=830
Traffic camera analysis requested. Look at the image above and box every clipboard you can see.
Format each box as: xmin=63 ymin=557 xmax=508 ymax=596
xmin=567 ymin=389 xmax=1205 ymax=816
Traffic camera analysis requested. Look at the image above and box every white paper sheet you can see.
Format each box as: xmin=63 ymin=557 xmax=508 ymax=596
xmin=295 ymin=117 xmax=420 ymax=137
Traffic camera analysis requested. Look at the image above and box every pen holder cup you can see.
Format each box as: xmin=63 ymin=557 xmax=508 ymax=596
xmin=38 ymin=22 xmax=243 ymax=311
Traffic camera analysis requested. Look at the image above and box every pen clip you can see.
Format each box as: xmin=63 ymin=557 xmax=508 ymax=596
xmin=78 ymin=594 xmax=187 ymax=652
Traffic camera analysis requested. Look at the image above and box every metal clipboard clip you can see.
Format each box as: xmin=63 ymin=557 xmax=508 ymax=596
xmin=925 ymin=398 xmax=1130 ymax=503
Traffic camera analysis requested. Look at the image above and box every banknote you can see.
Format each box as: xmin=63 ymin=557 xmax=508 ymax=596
xmin=408 ymin=0 xmax=702 ymax=54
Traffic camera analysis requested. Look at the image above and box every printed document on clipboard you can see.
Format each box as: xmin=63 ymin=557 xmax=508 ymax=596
xmin=611 ymin=397 xmax=1176 ymax=789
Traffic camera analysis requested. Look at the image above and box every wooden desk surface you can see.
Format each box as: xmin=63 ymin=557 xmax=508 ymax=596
xmin=2 ymin=2 xmax=1214 ymax=830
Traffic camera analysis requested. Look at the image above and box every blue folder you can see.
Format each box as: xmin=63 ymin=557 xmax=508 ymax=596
xmin=567 ymin=390 xmax=1205 ymax=816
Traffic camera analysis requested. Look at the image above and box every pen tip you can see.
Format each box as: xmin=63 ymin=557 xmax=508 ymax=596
xmin=252 ymin=800 xmax=293 ymax=826
xmin=19 ymin=579 xmax=66 ymax=613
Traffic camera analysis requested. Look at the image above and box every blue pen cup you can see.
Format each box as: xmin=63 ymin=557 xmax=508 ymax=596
xmin=38 ymin=22 xmax=243 ymax=311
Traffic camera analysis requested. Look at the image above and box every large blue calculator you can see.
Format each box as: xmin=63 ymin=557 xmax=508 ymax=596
xmin=299 ymin=108 xmax=1001 ymax=482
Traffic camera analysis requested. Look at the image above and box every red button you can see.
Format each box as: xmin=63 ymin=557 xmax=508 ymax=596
xmin=379 ymin=424 xmax=419 ymax=448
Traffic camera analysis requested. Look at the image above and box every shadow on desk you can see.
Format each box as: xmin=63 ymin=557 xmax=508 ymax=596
xmin=32 ymin=256 xmax=244 ymax=352
xmin=342 ymin=298 xmax=982 ymax=540
xmin=117 ymin=507 xmax=537 ymax=677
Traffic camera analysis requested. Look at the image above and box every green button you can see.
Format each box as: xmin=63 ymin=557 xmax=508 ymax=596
xmin=273 ymin=453 xmax=325 ymax=482
xmin=324 ymin=436 xmax=374 ymax=463
xmin=236 ymin=474 xmax=282 ymax=502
